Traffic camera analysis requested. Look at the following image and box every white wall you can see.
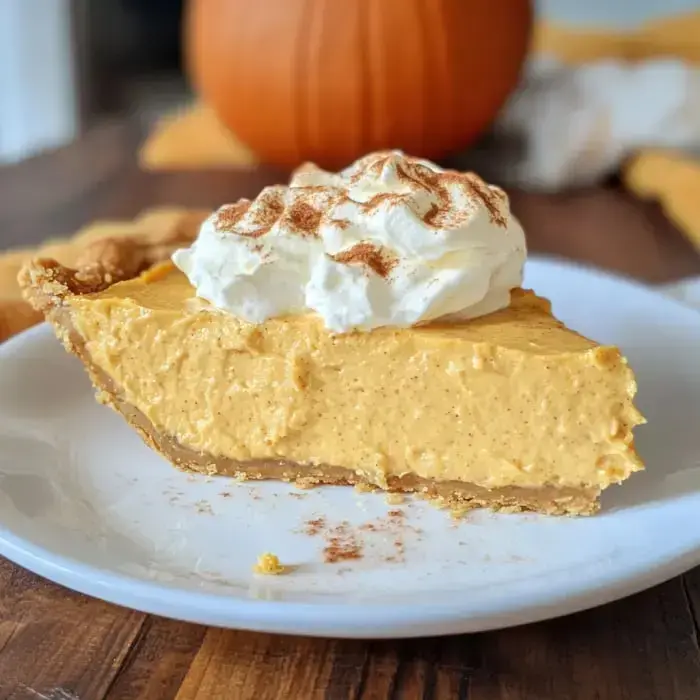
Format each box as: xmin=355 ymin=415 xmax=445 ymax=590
xmin=0 ymin=0 xmax=77 ymax=163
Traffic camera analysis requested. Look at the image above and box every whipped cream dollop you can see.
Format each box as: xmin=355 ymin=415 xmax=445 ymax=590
xmin=172 ymin=151 xmax=527 ymax=332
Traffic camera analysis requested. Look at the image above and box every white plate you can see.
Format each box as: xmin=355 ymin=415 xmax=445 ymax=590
xmin=0 ymin=257 xmax=699 ymax=639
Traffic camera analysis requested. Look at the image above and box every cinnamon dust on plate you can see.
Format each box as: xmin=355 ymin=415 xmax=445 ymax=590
xmin=301 ymin=506 xmax=420 ymax=565
xmin=322 ymin=521 xmax=364 ymax=564
xmin=301 ymin=516 xmax=364 ymax=563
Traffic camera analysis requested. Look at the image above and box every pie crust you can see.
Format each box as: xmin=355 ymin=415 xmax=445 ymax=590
xmin=1 ymin=208 xmax=209 ymax=342
xmin=19 ymin=221 xmax=643 ymax=516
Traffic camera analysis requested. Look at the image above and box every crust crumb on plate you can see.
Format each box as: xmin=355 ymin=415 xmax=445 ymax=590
xmin=385 ymin=493 xmax=406 ymax=505
xmin=253 ymin=552 xmax=287 ymax=576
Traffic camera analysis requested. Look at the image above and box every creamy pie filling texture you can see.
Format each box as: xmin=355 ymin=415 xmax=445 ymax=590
xmin=20 ymin=152 xmax=645 ymax=515
xmin=68 ymin=264 xmax=643 ymax=494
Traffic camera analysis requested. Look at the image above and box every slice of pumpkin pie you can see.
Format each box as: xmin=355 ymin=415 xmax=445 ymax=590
xmin=19 ymin=152 xmax=645 ymax=515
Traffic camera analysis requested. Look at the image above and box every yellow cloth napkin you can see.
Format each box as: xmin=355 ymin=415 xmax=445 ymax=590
xmin=533 ymin=12 xmax=700 ymax=65
xmin=139 ymin=103 xmax=258 ymax=170
xmin=535 ymin=10 xmax=700 ymax=253
xmin=624 ymin=150 xmax=700 ymax=252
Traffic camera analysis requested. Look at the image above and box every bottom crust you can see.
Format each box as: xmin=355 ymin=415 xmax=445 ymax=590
xmin=63 ymin=316 xmax=600 ymax=516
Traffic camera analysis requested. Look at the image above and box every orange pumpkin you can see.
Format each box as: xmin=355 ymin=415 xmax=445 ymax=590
xmin=186 ymin=0 xmax=532 ymax=170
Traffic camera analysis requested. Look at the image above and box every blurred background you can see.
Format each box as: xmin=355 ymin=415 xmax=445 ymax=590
xmin=1 ymin=0 xmax=185 ymax=162
xmin=3 ymin=0 xmax=700 ymax=166
xmin=2 ymin=0 xmax=700 ymax=291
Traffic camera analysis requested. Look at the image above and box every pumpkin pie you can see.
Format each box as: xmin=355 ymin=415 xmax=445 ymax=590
xmin=19 ymin=153 xmax=645 ymax=515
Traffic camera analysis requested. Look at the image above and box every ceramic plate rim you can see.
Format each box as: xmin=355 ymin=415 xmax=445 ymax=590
xmin=1 ymin=499 xmax=700 ymax=638
xmin=0 ymin=256 xmax=698 ymax=638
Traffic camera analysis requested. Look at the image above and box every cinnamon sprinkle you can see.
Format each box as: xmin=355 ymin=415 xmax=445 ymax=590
xmin=352 ymin=151 xmax=392 ymax=181
xmin=214 ymin=200 xmax=251 ymax=231
xmin=302 ymin=517 xmax=364 ymax=564
xmin=301 ymin=507 xmax=422 ymax=566
xmin=304 ymin=517 xmax=326 ymax=536
xmin=322 ymin=522 xmax=364 ymax=564
xmin=286 ymin=202 xmax=321 ymax=237
xmin=422 ymin=202 xmax=441 ymax=226
xmin=331 ymin=242 xmax=397 ymax=278
xmin=459 ymin=173 xmax=508 ymax=228
xmin=385 ymin=537 xmax=406 ymax=563
xmin=216 ymin=187 xmax=285 ymax=238
xmin=217 ymin=153 xmax=507 ymax=246
xmin=244 ymin=187 xmax=285 ymax=237
xmin=324 ymin=540 xmax=363 ymax=563
xmin=364 ymin=192 xmax=402 ymax=209
xmin=391 ymin=156 xmax=508 ymax=229
xmin=395 ymin=160 xmax=433 ymax=192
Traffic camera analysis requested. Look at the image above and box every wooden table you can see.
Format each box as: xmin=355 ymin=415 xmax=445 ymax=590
xmin=1 ymin=124 xmax=700 ymax=700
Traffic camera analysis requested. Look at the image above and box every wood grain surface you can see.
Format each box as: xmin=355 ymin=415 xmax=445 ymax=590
xmin=1 ymin=122 xmax=699 ymax=700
